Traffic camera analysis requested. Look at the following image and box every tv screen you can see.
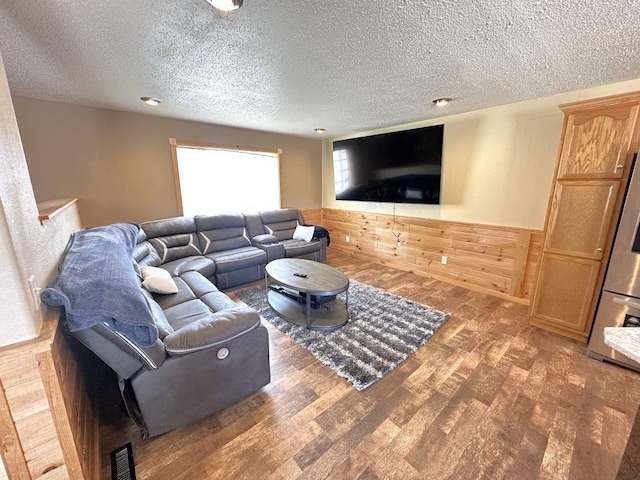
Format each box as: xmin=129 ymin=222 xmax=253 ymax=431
xmin=332 ymin=124 xmax=444 ymax=204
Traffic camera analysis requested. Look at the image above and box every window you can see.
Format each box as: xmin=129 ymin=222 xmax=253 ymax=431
xmin=170 ymin=139 xmax=281 ymax=215
xmin=333 ymin=148 xmax=351 ymax=194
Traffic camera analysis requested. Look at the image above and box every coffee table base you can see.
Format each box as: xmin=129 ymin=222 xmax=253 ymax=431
xmin=267 ymin=288 xmax=348 ymax=331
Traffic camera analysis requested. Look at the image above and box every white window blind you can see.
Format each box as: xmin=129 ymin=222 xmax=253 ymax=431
xmin=173 ymin=143 xmax=281 ymax=215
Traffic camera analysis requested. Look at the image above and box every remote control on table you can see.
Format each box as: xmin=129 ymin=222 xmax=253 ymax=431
xmin=293 ymin=273 xmax=308 ymax=278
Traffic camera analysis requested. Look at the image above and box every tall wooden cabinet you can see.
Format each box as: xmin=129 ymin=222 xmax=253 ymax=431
xmin=529 ymin=92 xmax=640 ymax=342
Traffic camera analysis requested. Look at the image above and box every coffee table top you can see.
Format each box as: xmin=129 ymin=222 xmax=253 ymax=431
xmin=265 ymin=258 xmax=349 ymax=296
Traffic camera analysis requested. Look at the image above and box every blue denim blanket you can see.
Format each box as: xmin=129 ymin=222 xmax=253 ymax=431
xmin=41 ymin=223 xmax=158 ymax=347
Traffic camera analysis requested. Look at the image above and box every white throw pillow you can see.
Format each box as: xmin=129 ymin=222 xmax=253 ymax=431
xmin=293 ymin=224 xmax=315 ymax=242
xmin=140 ymin=266 xmax=178 ymax=294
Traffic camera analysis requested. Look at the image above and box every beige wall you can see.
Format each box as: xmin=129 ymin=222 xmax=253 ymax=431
xmin=323 ymin=78 xmax=640 ymax=230
xmin=13 ymin=98 xmax=323 ymax=228
xmin=0 ymin=207 xmax=34 ymax=343
xmin=0 ymin=51 xmax=82 ymax=347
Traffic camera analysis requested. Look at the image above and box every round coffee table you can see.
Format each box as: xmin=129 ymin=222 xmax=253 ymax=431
xmin=265 ymin=258 xmax=349 ymax=331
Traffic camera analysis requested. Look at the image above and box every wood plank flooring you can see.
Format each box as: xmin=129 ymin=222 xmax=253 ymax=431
xmin=100 ymin=250 xmax=640 ymax=479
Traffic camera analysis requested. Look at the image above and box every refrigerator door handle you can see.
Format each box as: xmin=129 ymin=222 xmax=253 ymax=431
xmin=613 ymin=297 xmax=640 ymax=310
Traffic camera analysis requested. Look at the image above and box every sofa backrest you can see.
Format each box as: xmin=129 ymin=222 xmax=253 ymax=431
xmin=258 ymin=208 xmax=306 ymax=241
xmin=195 ymin=213 xmax=252 ymax=254
xmin=141 ymin=216 xmax=202 ymax=263
xmin=244 ymin=213 xmax=267 ymax=240
xmin=133 ymin=239 xmax=162 ymax=268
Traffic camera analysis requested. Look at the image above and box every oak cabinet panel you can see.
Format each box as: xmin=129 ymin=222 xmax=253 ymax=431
xmin=531 ymin=254 xmax=601 ymax=332
xmin=529 ymin=91 xmax=640 ymax=341
xmin=545 ymin=180 xmax=620 ymax=259
xmin=558 ymin=105 xmax=639 ymax=179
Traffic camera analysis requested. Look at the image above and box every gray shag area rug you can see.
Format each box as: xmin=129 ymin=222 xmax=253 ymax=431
xmin=235 ymin=280 xmax=450 ymax=391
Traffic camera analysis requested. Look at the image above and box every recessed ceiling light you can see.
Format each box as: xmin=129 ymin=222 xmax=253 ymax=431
xmin=314 ymin=128 xmax=326 ymax=133
xmin=432 ymin=97 xmax=451 ymax=107
xmin=140 ymin=96 xmax=161 ymax=106
xmin=205 ymin=0 xmax=243 ymax=12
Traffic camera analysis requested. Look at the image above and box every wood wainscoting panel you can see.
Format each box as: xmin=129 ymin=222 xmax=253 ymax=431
xmin=298 ymin=208 xmax=322 ymax=226
xmin=38 ymin=324 xmax=100 ymax=480
xmin=322 ymin=208 xmax=542 ymax=304
xmin=0 ymin=312 xmax=100 ymax=479
xmin=0 ymin=377 xmax=30 ymax=478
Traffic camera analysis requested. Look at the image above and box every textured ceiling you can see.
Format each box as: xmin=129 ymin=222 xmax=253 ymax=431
xmin=1 ymin=0 xmax=639 ymax=139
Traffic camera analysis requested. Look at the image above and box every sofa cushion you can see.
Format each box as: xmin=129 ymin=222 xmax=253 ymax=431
xmin=201 ymin=291 xmax=238 ymax=312
xmin=162 ymin=306 xmax=261 ymax=356
xmin=280 ymin=238 xmax=321 ymax=257
xmin=244 ymin=213 xmax=267 ymax=239
xmin=293 ymin=224 xmax=315 ymax=242
xmin=206 ymin=247 xmax=267 ymax=274
xmin=133 ymin=241 xmax=162 ymax=267
xmin=140 ymin=266 xmax=179 ymax=294
xmin=150 ymin=312 xmax=173 ymax=340
xmin=251 ymin=234 xmax=278 ymax=245
xmin=199 ymin=228 xmax=251 ymax=254
xmin=140 ymin=289 xmax=174 ymax=339
xmin=163 ymin=299 xmax=213 ymax=331
xmin=195 ymin=214 xmax=252 ymax=254
xmin=263 ymin=220 xmax=298 ymax=241
xmin=259 ymin=209 xmax=303 ymax=241
xmin=160 ymin=256 xmax=215 ymax=278
xmin=142 ymin=216 xmax=201 ymax=263
xmin=142 ymin=216 xmax=197 ymax=238
xmin=156 ymin=269 xmax=244 ymax=341
xmin=178 ymin=270 xmax=220 ymax=297
xmin=148 ymin=234 xmax=201 ymax=264
xmin=152 ymin=271 xmax=219 ymax=309
xmin=152 ymin=276 xmax=197 ymax=310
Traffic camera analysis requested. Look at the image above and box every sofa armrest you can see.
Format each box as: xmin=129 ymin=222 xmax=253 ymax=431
xmin=252 ymin=234 xmax=285 ymax=261
xmin=317 ymin=236 xmax=327 ymax=261
xmin=252 ymin=234 xmax=278 ymax=245
xmin=163 ymin=306 xmax=261 ymax=356
xmin=305 ymin=225 xmax=330 ymax=248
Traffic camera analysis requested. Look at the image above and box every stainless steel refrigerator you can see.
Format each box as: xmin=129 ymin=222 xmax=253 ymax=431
xmin=588 ymin=155 xmax=640 ymax=370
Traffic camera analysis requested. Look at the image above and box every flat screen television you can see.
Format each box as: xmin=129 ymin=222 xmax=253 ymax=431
xmin=332 ymin=124 xmax=444 ymax=204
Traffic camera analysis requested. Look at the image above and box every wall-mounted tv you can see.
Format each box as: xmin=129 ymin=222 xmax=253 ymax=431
xmin=332 ymin=124 xmax=444 ymax=204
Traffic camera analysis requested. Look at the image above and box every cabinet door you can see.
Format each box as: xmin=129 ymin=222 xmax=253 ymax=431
xmin=558 ymin=105 xmax=639 ymax=179
xmin=545 ymin=180 xmax=620 ymax=259
xmin=530 ymin=254 xmax=601 ymax=334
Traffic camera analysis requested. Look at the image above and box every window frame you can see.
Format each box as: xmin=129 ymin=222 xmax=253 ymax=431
xmin=332 ymin=147 xmax=352 ymax=195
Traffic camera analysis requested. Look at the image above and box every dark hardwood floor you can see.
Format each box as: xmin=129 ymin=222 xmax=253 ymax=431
xmin=100 ymin=250 xmax=640 ymax=479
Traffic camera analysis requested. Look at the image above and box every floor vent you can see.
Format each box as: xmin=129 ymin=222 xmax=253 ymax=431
xmin=111 ymin=442 xmax=137 ymax=480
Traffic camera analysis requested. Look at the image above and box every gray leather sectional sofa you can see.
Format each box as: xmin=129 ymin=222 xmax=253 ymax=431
xmin=57 ymin=208 xmax=325 ymax=438
xmin=138 ymin=208 xmax=327 ymax=289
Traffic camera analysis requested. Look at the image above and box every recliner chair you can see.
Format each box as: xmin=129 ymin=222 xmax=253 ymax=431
xmin=69 ymin=269 xmax=271 ymax=438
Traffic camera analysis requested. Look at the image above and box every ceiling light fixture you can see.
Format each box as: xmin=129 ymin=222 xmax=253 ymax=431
xmin=314 ymin=128 xmax=326 ymax=133
xmin=432 ymin=97 xmax=451 ymax=107
xmin=205 ymin=0 xmax=243 ymax=12
xmin=140 ymin=96 xmax=161 ymax=106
